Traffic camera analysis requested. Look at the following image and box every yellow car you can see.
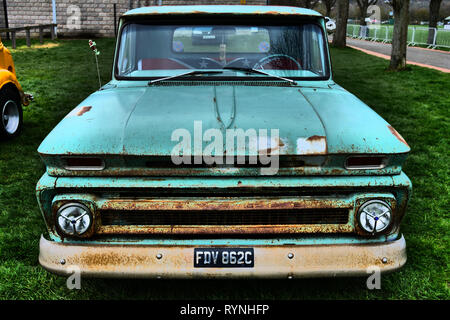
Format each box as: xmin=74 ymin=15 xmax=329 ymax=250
xmin=0 ymin=38 xmax=32 ymax=139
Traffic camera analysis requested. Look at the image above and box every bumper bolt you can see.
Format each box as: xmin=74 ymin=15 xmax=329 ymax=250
xmin=288 ymin=253 xmax=294 ymax=259
xmin=156 ymin=253 xmax=163 ymax=260
xmin=60 ymin=259 xmax=66 ymax=265
xmin=382 ymin=257 xmax=388 ymax=264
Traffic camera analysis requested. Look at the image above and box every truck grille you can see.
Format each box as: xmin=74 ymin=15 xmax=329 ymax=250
xmin=101 ymin=209 xmax=349 ymax=226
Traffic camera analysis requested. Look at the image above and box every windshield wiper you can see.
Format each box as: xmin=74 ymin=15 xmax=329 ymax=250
xmin=222 ymin=67 xmax=297 ymax=85
xmin=148 ymin=70 xmax=223 ymax=85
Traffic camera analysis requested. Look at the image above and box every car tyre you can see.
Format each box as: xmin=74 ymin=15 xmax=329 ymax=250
xmin=0 ymin=85 xmax=23 ymax=140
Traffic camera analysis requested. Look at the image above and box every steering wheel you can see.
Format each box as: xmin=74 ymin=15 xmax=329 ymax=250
xmin=254 ymin=54 xmax=302 ymax=70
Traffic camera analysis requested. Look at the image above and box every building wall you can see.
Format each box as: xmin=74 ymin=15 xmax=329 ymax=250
xmin=5 ymin=0 xmax=268 ymax=38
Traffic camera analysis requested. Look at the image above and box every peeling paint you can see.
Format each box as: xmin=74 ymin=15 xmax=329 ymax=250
xmin=388 ymin=125 xmax=409 ymax=148
xmin=65 ymin=106 xmax=92 ymax=118
xmin=77 ymin=106 xmax=92 ymax=116
xmin=296 ymin=136 xmax=327 ymax=155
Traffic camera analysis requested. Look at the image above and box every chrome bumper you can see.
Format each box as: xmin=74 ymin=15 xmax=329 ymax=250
xmin=39 ymin=235 xmax=406 ymax=279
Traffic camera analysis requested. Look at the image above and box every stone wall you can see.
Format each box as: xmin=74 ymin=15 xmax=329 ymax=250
xmin=4 ymin=0 xmax=268 ymax=38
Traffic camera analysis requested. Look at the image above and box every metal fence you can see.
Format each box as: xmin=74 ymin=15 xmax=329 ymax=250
xmin=346 ymin=24 xmax=450 ymax=49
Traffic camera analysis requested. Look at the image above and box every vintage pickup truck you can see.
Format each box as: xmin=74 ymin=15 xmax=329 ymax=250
xmin=37 ymin=5 xmax=411 ymax=278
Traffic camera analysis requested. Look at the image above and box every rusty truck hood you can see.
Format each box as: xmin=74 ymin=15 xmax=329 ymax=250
xmin=38 ymin=84 xmax=410 ymax=157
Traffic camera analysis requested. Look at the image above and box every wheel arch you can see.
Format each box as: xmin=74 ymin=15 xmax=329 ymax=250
xmin=0 ymin=69 xmax=23 ymax=104
xmin=0 ymin=79 xmax=23 ymax=105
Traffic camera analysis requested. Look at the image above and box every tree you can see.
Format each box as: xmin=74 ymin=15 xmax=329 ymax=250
xmin=299 ymin=0 xmax=320 ymax=9
xmin=427 ymin=0 xmax=443 ymax=45
xmin=322 ymin=0 xmax=337 ymax=17
xmin=332 ymin=0 xmax=349 ymax=48
xmin=267 ymin=0 xmax=320 ymax=9
xmin=356 ymin=0 xmax=378 ymax=25
xmin=410 ymin=8 xmax=430 ymax=24
xmin=388 ymin=0 xmax=410 ymax=70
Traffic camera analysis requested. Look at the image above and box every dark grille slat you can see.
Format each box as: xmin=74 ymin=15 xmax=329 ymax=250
xmin=101 ymin=209 xmax=349 ymax=226
xmin=105 ymin=189 xmax=354 ymax=198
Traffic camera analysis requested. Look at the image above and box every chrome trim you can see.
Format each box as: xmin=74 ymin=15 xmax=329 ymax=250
xmin=55 ymin=202 xmax=93 ymax=237
xmin=2 ymin=100 xmax=20 ymax=134
xmin=62 ymin=157 xmax=106 ymax=171
xmin=344 ymin=156 xmax=387 ymax=170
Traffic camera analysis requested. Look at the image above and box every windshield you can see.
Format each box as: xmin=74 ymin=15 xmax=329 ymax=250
xmin=116 ymin=22 xmax=330 ymax=80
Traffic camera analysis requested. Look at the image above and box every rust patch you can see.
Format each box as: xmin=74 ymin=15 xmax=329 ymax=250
xmin=97 ymin=224 xmax=354 ymax=236
xmin=126 ymin=10 xmax=317 ymax=17
xmin=94 ymin=197 xmax=352 ymax=235
xmin=306 ymin=135 xmax=325 ymax=142
xmin=297 ymin=136 xmax=327 ymax=155
xmin=38 ymin=235 xmax=407 ymax=278
xmin=101 ymin=198 xmax=348 ymax=211
xmin=255 ymin=136 xmax=288 ymax=155
xmin=388 ymin=125 xmax=409 ymax=147
xmin=76 ymin=106 xmax=92 ymax=116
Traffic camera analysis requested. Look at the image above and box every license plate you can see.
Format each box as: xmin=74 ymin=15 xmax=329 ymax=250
xmin=194 ymin=248 xmax=254 ymax=268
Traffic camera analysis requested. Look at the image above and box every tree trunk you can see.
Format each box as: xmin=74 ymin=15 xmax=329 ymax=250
xmin=359 ymin=4 xmax=369 ymax=26
xmin=427 ymin=0 xmax=442 ymax=45
xmin=326 ymin=4 xmax=332 ymax=17
xmin=332 ymin=0 xmax=349 ymax=48
xmin=389 ymin=0 xmax=410 ymax=71
xmin=324 ymin=0 xmax=336 ymax=17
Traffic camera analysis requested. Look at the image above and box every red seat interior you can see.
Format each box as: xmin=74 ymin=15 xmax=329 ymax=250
xmin=260 ymin=58 xmax=302 ymax=70
xmin=139 ymin=57 xmax=302 ymax=70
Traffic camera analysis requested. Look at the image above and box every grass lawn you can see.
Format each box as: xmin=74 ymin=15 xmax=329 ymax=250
xmin=0 ymin=38 xmax=448 ymax=300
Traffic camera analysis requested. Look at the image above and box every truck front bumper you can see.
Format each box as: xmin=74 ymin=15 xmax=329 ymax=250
xmin=39 ymin=235 xmax=406 ymax=279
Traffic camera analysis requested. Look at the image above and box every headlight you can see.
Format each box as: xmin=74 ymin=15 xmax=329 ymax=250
xmin=56 ymin=203 xmax=92 ymax=236
xmin=357 ymin=200 xmax=392 ymax=234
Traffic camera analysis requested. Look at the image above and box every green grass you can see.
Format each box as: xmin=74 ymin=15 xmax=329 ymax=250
xmin=0 ymin=38 xmax=448 ymax=300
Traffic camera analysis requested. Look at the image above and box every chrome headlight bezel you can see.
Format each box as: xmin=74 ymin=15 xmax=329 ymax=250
xmin=55 ymin=202 xmax=93 ymax=237
xmin=357 ymin=199 xmax=393 ymax=235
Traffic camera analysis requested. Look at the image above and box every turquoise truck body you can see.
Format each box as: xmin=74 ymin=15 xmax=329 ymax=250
xmin=36 ymin=5 xmax=411 ymax=278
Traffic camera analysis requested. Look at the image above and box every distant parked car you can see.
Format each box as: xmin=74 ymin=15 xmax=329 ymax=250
xmin=325 ymin=17 xmax=336 ymax=33
xmin=0 ymin=38 xmax=32 ymax=139
xmin=444 ymin=18 xmax=450 ymax=30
